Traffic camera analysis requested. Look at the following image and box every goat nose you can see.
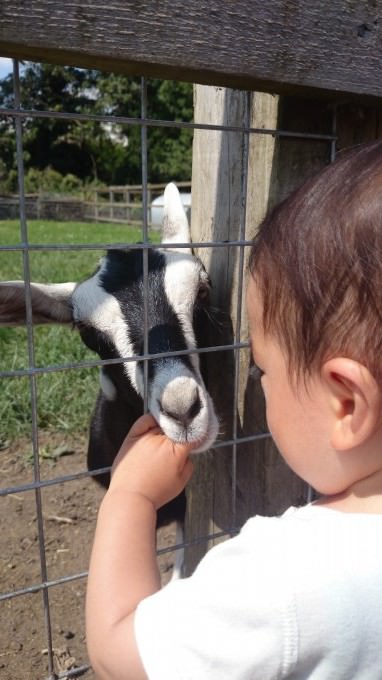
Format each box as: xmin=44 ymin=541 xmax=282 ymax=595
xmin=159 ymin=390 xmax=202 ymax=426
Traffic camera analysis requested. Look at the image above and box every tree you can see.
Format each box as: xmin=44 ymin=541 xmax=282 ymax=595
xmin=0 ymin=63 xmax=193 ymax=191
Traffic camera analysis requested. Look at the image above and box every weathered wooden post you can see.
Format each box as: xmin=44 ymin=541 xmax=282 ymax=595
xmin=109 ymin=188 xmax=114 ymax=221
xmin=184 ymin=86 xmax=249 ymax=572
xmin=185 ymin=86 xmax=346 ymax=573
xmin=94 ymin=188 xmax=99 ymax=222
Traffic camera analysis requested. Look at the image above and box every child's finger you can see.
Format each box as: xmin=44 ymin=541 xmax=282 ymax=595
xmin=172 ymin=440 xmax=197 ymax=462
xmin=127 ymin=413 xmax=160 ymax=439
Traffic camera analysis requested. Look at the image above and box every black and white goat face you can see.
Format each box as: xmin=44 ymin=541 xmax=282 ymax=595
xmin=0 ymin=183 xmax=218 ymax=452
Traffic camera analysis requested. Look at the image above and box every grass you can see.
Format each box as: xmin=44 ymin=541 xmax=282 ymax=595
xmin=0 ymin=220 xmax=159 ymax=441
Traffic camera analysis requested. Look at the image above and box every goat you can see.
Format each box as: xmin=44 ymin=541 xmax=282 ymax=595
xmin=0 ymin=183 xmax=218 ymax=554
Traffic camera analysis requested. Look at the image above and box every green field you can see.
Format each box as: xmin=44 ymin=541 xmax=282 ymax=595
xmin=0 ymin=220 xmax=159 ymax=441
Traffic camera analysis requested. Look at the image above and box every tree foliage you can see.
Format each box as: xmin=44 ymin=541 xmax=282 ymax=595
xmin=0 ymin=63 xmax=193 ymax=192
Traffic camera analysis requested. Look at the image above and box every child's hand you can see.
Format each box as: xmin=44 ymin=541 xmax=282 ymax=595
xmin=108 ymin=414 xmax=194 ymax=510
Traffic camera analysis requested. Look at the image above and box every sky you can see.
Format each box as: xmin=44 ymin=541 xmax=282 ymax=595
xmin=0 ymin=57 xmax=13 ymax=79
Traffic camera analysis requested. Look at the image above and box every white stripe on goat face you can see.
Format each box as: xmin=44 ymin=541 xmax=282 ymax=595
xmin=72 ymin=260 xmax=141 ymax=393
xmin=163 ymin=250 xmax=206 ymax=372
xmin=149 ymin=249 xmax=218 ymax=449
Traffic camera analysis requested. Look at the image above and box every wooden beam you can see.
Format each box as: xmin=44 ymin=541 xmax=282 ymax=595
xmin=1 ymin=1 xmax=382 ymax=100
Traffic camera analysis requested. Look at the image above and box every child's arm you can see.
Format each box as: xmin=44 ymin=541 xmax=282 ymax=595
xmin=85 ymin=414 xmax=194 ymax=680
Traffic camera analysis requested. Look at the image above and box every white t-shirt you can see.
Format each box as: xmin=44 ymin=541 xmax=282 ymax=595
xmin=135 ymin=504 xmax=382 ymax=679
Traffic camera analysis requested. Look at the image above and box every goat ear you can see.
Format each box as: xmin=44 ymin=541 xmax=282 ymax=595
xmin=161 ymin=182 xmax=191 ymax=252
xmin=0 ymin=281 xmax=76 ymax=326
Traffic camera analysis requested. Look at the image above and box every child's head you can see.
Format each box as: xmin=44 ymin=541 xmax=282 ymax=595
xmin=249 ymin=140 xmax=382 ymax=384
xmin=247 ymin=141 xmax=382 ymax=498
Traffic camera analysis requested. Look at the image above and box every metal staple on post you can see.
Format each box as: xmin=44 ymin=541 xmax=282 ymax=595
xmin=0 ymin=59 xmax=338 ymax=679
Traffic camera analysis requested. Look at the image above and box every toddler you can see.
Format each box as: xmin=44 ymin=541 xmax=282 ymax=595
xmin=86 ymin=140 xmax=382 ymax=679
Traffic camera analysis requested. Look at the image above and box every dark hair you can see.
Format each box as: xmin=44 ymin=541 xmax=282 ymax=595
xmin=249 ymin=140 xmax=382 ymax=381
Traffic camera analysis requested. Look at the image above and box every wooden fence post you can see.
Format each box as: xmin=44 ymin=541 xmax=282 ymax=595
xmin=184 ymin=85 xmax=250 ymax=573
xmin=185 ymin=87 xmax=345 ymax=574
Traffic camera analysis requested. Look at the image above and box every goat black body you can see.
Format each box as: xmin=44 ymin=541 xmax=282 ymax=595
xmin=86 ymin=289 xmax=213 ymax=528
xmin=82 ymin=238 xmax=216 ymax=531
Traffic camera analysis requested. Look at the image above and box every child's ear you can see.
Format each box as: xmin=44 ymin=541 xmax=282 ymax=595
xmin=321 ymin=358 xmax=382 ymax=451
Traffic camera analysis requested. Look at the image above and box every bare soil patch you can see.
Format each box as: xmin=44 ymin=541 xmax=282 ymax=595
xmin=0 ymin=433 xmax=176 ymax=680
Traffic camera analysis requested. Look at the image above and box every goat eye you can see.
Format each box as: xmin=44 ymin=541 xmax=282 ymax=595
xmin=197 ymin=286 xmax=209 ymax=302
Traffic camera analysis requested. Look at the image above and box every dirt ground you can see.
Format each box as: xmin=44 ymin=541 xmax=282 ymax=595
xmin=0 ymin=433 xmax=177 ymax=680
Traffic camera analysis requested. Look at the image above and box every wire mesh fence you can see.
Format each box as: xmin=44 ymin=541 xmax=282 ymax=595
xmin=0 ymin=59 xmax=338 ymax=679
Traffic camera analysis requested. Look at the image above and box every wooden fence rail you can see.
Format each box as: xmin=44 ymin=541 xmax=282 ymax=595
xmin=1 ymin=1 xmax=382 ymax=100
xmin=0 ymin=182 xmax=192 ymax=225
